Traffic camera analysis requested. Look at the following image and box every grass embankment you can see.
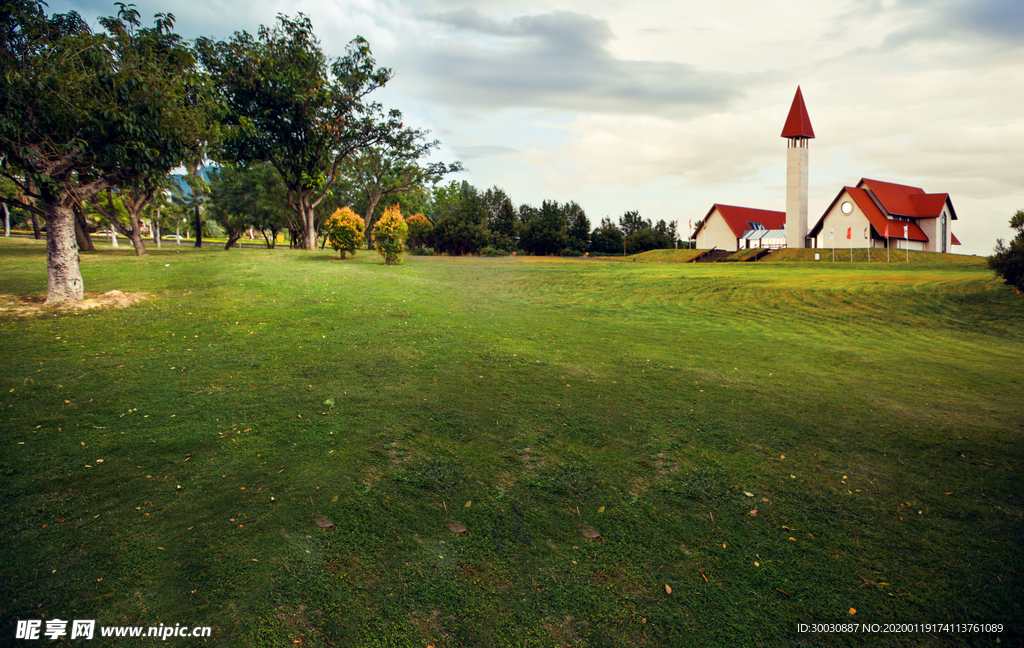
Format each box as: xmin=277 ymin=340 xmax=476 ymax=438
xmin=0 ymin=238 xmax=1021 ymax=647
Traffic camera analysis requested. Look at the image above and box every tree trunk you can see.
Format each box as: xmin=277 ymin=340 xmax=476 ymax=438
xmin=363 ymin=194 xmax=382 ymax=247
xmin=43 ymin=200 xmax=84 ymax=303
xmin=31 ymin=212 xmax=42 ymax=239
xmin=126 ymin=211 xmax=147 ymax=256
xmin=302 ymin=200 xmax=317 ymax=250
xmin=2 ymin=203 xmax=9 ymax=236
xmin=193 ymin=205 xmax=202 ymax=247
xmin=73 ymin=204 xmax=95 ymax=251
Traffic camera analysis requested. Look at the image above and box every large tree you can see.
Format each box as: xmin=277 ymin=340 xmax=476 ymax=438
xmin=988 ymin=209 xmax=1024 ymax=295
xmin=344 ymin=114 xmax=461 ymax=243
xmin=0 ymin=2 xmax=214 ymax=302
xmin=197 ymin=15 xmax=392 ymax=250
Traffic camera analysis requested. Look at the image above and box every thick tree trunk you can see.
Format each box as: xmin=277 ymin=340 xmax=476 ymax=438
xmin=302 ymin=200 xmax=317 ymax=250
xmin=43 ymin=200 xmax=84 ymax=303
xmin=193 ymin=205 xmax=202 ymax=248
xmin=31 ymin=212 xmax=42 ymax=239
xmin=126 ymin=212 xmax=147 ymax=256
xmin=2 ymin=203 xmax=9 ymax=236
xmin=73 ymin=204 xmax=95 ymax=251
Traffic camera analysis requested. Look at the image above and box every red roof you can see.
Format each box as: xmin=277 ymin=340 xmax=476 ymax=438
xmin=809 ymin=187 xmax=928 ymax=242
xmin=697 ymin=204 xmax=786 ymax=238
xmin=951 ymin=232 xmax=961 ymax=245
xmin=857 ymin=178 xmax=954 ymax=220
xmin=781 ymin=86 xmax=815 ymax=139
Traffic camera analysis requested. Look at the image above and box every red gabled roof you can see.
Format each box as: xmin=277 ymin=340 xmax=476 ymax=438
xmin=698 ymin=204 xmax=786 ymax=239
xmin=857 ymin=178 xmax=955 ymax=220
xmin=809 ymin=187 xmax=928 ymax=242
xmin=951 ymin=232 xmax=961 ymax=245
xmin=781 ymin=86 xmax=815 ymax=139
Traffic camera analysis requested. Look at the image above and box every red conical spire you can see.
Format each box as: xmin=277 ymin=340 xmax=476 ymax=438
xmin=781 ymin=86 xmax=814 ymax=139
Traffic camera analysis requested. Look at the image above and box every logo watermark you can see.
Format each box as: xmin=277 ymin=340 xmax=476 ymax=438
xmin=16 ymin=620 xmax=212 ymax=641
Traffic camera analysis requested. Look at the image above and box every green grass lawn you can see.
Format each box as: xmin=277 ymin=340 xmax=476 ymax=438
xmin=1 ymin=238 xmax=1021 ymax=647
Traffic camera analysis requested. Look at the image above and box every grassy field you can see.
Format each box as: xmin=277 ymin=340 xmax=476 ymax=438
xmin=1 ymin=237 xmax=1021 ymax=647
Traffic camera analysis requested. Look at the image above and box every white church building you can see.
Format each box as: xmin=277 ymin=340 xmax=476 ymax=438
xmin=691 ymin=87 xmax=960 ymax=253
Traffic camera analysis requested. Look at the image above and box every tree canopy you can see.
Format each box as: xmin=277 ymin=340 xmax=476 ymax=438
xmin=197 ymin=15 xmax=393 ymax=250
xmin=988 ymin=210 xmax=1024 ymax=294
xmin=0 ymin=1 xmax=217 ymax=301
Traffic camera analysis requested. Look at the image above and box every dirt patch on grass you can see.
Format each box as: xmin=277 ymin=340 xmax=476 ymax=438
xmin=0 ymin=290 xmax=148 ymax=315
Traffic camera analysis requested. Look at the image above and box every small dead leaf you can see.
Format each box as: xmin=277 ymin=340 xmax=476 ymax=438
xmin=849 ymin=607 xmax=856 ymax=615
xmin=314 ymin=515 xmax=334 ymax=529
xmin=754 ymin=561 xmax=760 ymax=567
xmin=744 ymin=491 xmax=753 ymax=497
xmin=580 ymin=527 xmax=601 ymax=539
xmin=597 ymin=506 xmax=605 ymax=513
xmin=447 ymin=521 xmax=467 ymax=534
xmin=330 ymin=496 xmax=338 ymax=503
xmin=464 ymin=500 xmax=472 ymax=508
xmin=664 ymin=584 xmax=672 ymax=595
xmin=750 ymin=508 xmax=758 ymax=517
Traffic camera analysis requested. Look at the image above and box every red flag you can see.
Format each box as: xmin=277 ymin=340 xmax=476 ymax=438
xmin=846 ymin=227 xmax=851 ymax=239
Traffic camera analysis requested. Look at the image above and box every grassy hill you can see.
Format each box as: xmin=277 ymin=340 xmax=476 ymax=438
xmin=1 ymin=238 xmax=1021 ymax=647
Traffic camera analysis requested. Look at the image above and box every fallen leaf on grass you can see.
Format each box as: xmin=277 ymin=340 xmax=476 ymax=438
xmin=580 ymin=527 xmax=601 ymax=539
xmin=849 ymin=608 xmax=856 ymax=615
xmin=314 ymin=515 xmax=334 ymax=529
xmin=665 ymin=584 xmax=672 ymax=595
xmin=597 ymin=506 xmax=605 ymax=513
xmin=447 ymin=521 xmax=467 ymax=534
xmin=750 ymin=508 xmax=758 ymax=517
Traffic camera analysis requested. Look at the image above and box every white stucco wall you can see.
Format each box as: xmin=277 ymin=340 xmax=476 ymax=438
xmin=696 ymin=208 xmax=739 ymax=251
xmin=814 ymin=192 xmax=872 ymax=250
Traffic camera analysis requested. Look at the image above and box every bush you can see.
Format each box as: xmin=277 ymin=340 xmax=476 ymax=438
xmin=408 ymin=246 xmax=435 ymax=256
xmin=323 ymin=207 xmax=365 ymax=259
xmin=374 ymin=205 xmax=408 ymax=265
xmin=480 ymin=246 xmax=511 ymax=257
xmin=559 ymin=248 xmax=583 ymax=257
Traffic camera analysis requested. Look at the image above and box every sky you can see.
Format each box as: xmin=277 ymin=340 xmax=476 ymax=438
xmin=52 ymin=0 xmax=1024 ymax=255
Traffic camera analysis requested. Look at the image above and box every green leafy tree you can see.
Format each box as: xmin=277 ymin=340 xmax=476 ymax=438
xmin=564 ymin=201 xmax=591 ymax=252
xmin=619 ymin=210 xmax=646 ymax=237
xmin=324 ymin=206 xmax=365 ymax=259
xmin=520 ymin=200 xmax=568 ymax=255
xmin=590 ymin=217 xmax=624 ymax=255
xmin=988 ymin=210 xmax=1024 ymax=295
xmin=374 ymin=204 xmax=407 ymax=265
xmin=197 ymin=15 xmax=392 ymax=250
xmin=429 ymin=181 xmax=489 ymax=256
xmin=0 ymin=2 xmax=215 ymax=302
xmin=405 ymin=213 xmax=433 ymax=249
xmin=483 ymin=187 xmax=518 ymax=250
xmin=344 ymin=114 xmax=461 ymax=243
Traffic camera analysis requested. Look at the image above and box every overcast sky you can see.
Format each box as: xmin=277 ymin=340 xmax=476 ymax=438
xmin=54 ymin=0 xmax=1024 ymax=255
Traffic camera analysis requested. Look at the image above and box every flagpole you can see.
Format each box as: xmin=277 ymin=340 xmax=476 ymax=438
xmin=850 ymin=228 xmax=853 ymax=263
xmin=886 ymin=223 xmax=890 ymax=263
xmin=831 ymin=226 xmax=834 ymax=262
xmin=905 ymin=224 xmax=909 ymax=263
xmin=866 ymin=227 xmax=870 ymax=263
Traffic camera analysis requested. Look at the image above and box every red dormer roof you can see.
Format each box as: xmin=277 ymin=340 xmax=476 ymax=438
xmin=696 ymin=204 xmax=786 ymax=239
xmin=857 ymin=178 xmax=956 ymax=220
xmin=781 ymin=86 xmax=815 ymax=139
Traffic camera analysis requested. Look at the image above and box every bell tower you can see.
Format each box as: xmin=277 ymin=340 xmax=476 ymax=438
xmin=781 ymin=87 xmax=814 ymax=249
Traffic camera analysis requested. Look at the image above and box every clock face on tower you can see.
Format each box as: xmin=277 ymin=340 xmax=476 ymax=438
xmin=841 ymin=201 xmax=853 ymax=215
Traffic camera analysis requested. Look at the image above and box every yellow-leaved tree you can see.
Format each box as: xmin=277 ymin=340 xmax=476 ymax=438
xmin=324 ymin=207 xmax=365 ymax=259
xmin=374 ymin=205 xmax=408 ymax=265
